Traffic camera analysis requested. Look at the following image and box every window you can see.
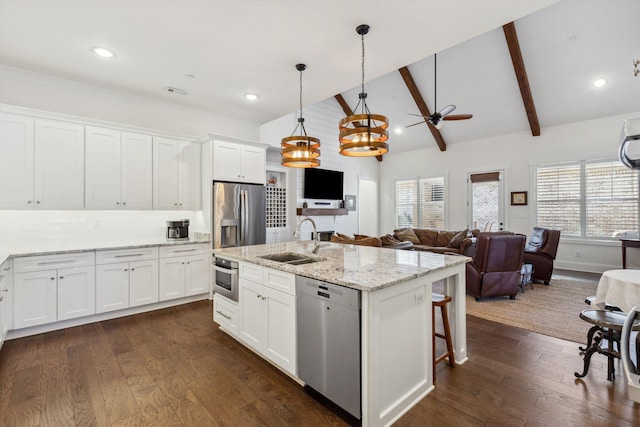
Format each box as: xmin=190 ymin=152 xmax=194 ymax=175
xmin=395 ymin=177 xmax=445 ymax=229
xmin=535 ymin=161 xmax=639 ymax=239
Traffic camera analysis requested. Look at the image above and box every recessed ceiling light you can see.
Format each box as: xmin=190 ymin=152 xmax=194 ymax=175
xmin=244 ymin=93 xmax=259 ymax=101
xmin=91 ymin=47 xmax=115 ymax=58
xmin=394 ymin=127 xmax=403 ymax=135
xmin=593 ymin=78 xmax=607 ymax=88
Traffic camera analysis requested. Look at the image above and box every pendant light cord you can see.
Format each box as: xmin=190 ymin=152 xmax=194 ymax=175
xmin=434 ymin=53 xmax=437 ymax=113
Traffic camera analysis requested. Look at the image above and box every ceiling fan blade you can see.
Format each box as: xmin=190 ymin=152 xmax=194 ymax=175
xmin=405 ymin=121 xmax=426 ymax=128
xmin=438 ymin=105 xmax=456 ymax=117
xmin=442 ymin=114 xmax=473 ymax=121
xmin=408 ymin=113 xmax=432 ymax=119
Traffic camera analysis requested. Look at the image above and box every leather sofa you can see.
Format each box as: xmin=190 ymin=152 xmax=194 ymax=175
xmin=466 ymin=233 xmax=526 ymax=300
xmin=522 ymin=228 xmax=561 ymax=285
xmin=393 ymin=227 xmax=476 ymax=255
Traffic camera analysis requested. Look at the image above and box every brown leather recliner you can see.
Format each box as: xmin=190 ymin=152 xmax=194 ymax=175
xmin=523 ymin=228 xmax=561 ymax=285
xmin=466 ymin=233 xmax=526 ymax=301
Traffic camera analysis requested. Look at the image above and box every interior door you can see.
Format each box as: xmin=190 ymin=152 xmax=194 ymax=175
xmin=358 ymin=176 xmax=378 ymax=236
xmin=467 ymin=170 xmax=505 ymax=231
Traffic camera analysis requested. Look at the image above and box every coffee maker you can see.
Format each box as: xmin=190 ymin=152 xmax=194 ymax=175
xmin=166 ymin=219 xmax=190 ymax=240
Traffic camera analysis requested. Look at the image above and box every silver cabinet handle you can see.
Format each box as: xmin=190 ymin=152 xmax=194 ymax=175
xmin=216 ymin=310 xmax=231 ymax=320
xmin=173 ymin=248 xmax=197 ymax=253
xmin=59 ymin=276 xmax=64 ymax=279
xmin=36 ymin=201 xmax=40 ymax=204
xmin=50 ymin=277 xmax=55 ymax=280
xmin=0 ymin=296 xmax=3 ymax=302
xmin=114 ymin=254 xmax=144 ymax=258
xmin=27 ymin=201 xmax=32 ymax=204
xmin=123 ymin=202 xmax=127 ymax=206
xmin=38 ymin=260 xmax=74 ymax=265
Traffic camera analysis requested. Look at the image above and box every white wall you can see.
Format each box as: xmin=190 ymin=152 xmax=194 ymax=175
xmin=260 ymin=98 xmax=380 ymax=239
xmin=379 ymin=111 xmax=640 ymax=273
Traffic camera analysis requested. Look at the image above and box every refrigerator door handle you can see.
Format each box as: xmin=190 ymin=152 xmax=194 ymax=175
xmin=240 ymin=190 xmax=246 ymax=243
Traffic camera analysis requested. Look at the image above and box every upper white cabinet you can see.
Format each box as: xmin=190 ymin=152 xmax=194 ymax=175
xmin=213 ymin=140 xmax=265 ymax=184
xmin=34 ymin=119 xmax=85 ymax=209
xmin=153 ymin=137 xmax=201 ymax=209
xmin=0 ymin=113 xmax=34 ymax=209
xmin=85 ymin=127 xmax=152 ymax=209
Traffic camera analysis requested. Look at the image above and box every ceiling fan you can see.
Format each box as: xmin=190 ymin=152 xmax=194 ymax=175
xmin=406 ymin=53 xmax=473 ymax=129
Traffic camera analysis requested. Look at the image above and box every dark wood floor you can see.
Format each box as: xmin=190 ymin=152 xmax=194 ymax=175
xmin=1 ymin=300 xmax=639 ymax=426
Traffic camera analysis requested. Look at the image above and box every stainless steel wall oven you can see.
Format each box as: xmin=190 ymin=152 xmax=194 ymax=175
xmin=212 ymin=256 xmax=239 ymax=301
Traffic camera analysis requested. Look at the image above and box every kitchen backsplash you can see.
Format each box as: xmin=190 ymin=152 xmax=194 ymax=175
xmin=0 ymin=210 xmax=208 ymax=241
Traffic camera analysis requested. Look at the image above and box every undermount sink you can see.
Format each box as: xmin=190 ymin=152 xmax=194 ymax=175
xmin=259 ymin=252 xmax=322 ymax=265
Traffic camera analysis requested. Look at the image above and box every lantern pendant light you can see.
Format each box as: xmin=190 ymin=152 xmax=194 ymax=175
xmin=339 ymin=24 xmax=389 ymax=157
xmin=281 ymin=63 xmax=321 ymax=168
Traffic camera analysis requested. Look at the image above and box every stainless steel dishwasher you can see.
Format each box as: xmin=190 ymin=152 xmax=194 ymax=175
xmin=296 ymin=276 xmax=361 ymax=419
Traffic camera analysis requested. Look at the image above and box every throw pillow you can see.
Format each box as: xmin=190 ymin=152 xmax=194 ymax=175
xmin=436 ymin=231 xmax=456 ymax=247
xmin=394 ymin=228 xmax=421 ymax=244
xmin=413 ymin=228 xmax=438 ymax=246
xmin=449 ymin=229 xmax=468 ymax=249
xmin=380 ymin=234 xmax=402 ymax=246
xmin=525 ymin=227 xmax=547 ymax=252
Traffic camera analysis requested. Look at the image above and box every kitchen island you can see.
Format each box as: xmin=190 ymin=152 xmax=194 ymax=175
xmin=213 ymin=241 xmax=470 ymax=427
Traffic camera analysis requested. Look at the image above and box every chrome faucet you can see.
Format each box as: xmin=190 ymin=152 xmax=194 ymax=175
xmin=294 ymin=216 xmax=320 ymax=254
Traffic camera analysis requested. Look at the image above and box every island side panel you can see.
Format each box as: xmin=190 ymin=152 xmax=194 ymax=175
xmin=444 ymin=263 xmax=468 ymax=363
xmin=362 ymin=276 xmax=434 ymax=427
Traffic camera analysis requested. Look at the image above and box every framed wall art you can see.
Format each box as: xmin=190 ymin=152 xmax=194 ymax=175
xmin=511 ymin=191 xmax=528 ymax=206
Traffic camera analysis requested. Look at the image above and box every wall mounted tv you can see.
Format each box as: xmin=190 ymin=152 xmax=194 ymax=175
xmin=303 ymin=168 xmax=344 ymax=200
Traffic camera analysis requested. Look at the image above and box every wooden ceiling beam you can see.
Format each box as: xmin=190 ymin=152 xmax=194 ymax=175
xmin=503 ymin=21 xmax=540 ymax=136
xmin=333 ymin=94 xmax=383 ymax=162
xmin=398 ymin=66 xmax=447 ymax=152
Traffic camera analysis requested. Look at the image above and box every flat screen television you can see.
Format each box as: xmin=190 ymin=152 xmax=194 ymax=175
xmin=304 ymin=168 xmax=344 ymax=200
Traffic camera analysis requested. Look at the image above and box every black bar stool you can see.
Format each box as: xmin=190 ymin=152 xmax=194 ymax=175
xmin=432 ymin=293 xmax=455 ymax=383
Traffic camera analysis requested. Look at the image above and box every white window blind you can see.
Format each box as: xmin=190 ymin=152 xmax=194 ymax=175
xmin=395 ymin=177 xmax=445 ymax=229
xmin=535 ymin=161 xmax=639 ymax=239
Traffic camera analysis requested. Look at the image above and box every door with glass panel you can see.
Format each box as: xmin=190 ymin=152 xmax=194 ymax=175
xmin=467 ymin=171 xmax=505 ymax=232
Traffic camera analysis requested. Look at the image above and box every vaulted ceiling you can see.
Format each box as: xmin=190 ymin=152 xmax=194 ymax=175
xmin=1 ymin=0 xmax=638 ymax=154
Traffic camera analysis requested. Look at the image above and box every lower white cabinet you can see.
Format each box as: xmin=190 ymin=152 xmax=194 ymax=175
xmin=0 ymin=260 xmax=13 ymax=349
xmin=213 ymin=294 xmax=238 ymax=337
xmin=96 ymin=247 xmax=159 ymax=313
xmin=14 ymin=252 xmax=96 ymax=329
xmin=238 ymin=264 xmax=296 ymax=375
xmin=159 ymin=244 xmax=209 ymax=301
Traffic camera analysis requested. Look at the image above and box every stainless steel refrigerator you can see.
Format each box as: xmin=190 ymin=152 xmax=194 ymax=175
xmin=212 ymin=181 xmax=266 ymax=249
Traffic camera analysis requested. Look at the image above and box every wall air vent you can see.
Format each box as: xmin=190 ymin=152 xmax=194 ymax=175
xmin=165 ymin=86 xmax=187 ymax=95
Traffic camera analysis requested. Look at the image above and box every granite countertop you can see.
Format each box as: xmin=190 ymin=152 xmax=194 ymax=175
xmin=0 ymin=235 xmax=211 ymax=266
xmin=214 ymin=241 xmax=470 ymax=292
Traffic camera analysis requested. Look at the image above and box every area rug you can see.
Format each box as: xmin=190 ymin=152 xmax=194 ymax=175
xmin=464 ymin=277 xmax=598 ymax=344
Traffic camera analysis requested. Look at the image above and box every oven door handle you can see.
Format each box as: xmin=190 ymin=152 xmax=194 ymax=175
xmin=214 ymin=265 xmax=239 ymax=276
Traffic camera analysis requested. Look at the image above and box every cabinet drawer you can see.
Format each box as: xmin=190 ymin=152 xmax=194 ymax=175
xmin=240 ymin=262 xmax=263 ymax=282
xmin=14 ymin=251 xmax=95 ymax=273
xmin=214 ymin=294 xmax=238 ymax=337
xmin=96 ymin=247 xmax=158 ymax=264
xmin=264 ymin=267 xmax=295 ymax=295
xmin=159 ymin=244 xmax=208 ymax=258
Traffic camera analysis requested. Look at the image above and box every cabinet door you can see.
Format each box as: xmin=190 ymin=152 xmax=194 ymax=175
xmin=14 ymin=270 xmax=57 ymax=329
xmin=34 ymin=119 xmax=85 ymax=209
xmin=129 ymin=259 xmax=159 ymax=307
xmin=57 ymin=266 xmax=96 ymax=321
xmin=96 ymin=263 xmax=129 ymax=313
xmin=153 ymin=137 xmax=180 ymax=209
xmin=0 ymin=113 xmax=34 ymax=209
xmin=212 ymin=140 xmax=242 ymax=182
xmin=241 ymin=145 xmax=266 ymax=184
xmin=264 ymin=286 xmax=296 ymax=375
xmin=179 ymin=141 xmax=201 ymax=209
xmin=0 ymin=263 xmax=12 ymax=348
xmin=159 ymin=256 xmax=186 ymax=301
xmin=185 ymin=254 xmax=208 ymax=296
xmin=239 ymin=279 xmax=266 ymax=351
xmin=121 ymin=132 xmax=153 ymax=209
xmin=85 ymin=126 xmax=121 ymax=209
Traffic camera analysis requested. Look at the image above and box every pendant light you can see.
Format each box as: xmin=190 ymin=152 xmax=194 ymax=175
xmin=281 ymin=63 xmax=321 ymax=168
xmin=339 ymin=24 xmax=389 ymax=157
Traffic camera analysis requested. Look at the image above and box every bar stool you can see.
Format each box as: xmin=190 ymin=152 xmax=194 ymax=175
xmin=432 ymin=293 xmax=455 ymax=382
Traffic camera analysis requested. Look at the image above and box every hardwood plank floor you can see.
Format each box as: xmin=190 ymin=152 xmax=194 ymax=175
xmin=1 ymin=300 xmax=638 ymax=426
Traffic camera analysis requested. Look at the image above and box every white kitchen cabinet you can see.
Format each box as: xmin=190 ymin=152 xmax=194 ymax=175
xmin=85 ymin=127 xmax=152 ymax=209
xmin=13 ymin=252 xmax=95 ymax=329
xmin=0 ymin=113 xmax=34 ymax=209
xmin=34 ymin=119 xmax=85 ymax=209
xmin=96 ymin=247 xmax=159 ymax=313
xmin=153 ymin=136 xmax=201 ymax=210
xmin=213 ymin=140 xmax=265 ymax=184
xmin=266 ymin=227 xmax=291 ymax=244
xmin=0 ymin=260 xmax=13 ymax=349
xmin=213 ymin=294 xmax=239 ymax=337
xmin=158 ymin=244 xmax=209 ymax=301
xmin=238 ymin=264 xmax=296 ymax=375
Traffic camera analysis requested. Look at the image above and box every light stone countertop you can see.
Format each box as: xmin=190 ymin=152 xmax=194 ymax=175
xmin=0 ymin=235 xmax=211 ymax=266
xmin=213 ymin=241 xmax=471 ymax=292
